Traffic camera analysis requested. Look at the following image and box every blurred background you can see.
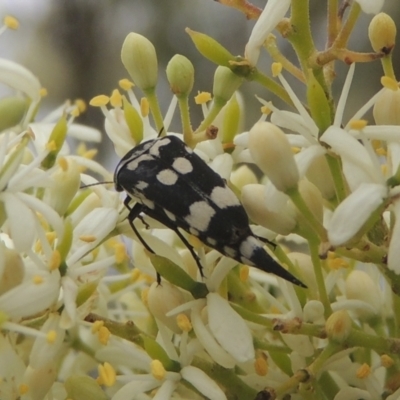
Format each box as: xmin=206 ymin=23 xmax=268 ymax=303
xmin=0 ymin=0 xmax=399 ymax=165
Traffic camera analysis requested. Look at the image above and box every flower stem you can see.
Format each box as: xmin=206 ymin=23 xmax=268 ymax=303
xmin=143 ymin=87 xmax=165 ymax=133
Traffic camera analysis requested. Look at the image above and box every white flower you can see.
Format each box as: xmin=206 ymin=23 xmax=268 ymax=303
xmin=327 ymin=183 xmax=388 ymax=247
xmin=355 ymin=0 xmax=385 ymax=14
xmin=245 ymin=0 xmax=291 ymax=65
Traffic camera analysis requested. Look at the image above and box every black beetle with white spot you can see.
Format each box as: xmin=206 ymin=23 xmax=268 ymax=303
xmin=114 ymin=135 xmax=306 ymax=288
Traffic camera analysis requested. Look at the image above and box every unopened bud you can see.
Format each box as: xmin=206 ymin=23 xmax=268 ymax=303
xmin=373 ymin=79 xmax=400 ymax=125
xmin=185 ymin=28 xmax=234 ymax=67
xmin=368 ymin=13 xmax=396 ymax=53
xmin=345 ymin=270 xmax=379 ymax=318
xmin=248 ymin=122 xmax=299 ymax=192
xmin=325 ymin=310 xmax=352 ymax=343
xmin=306 ymin=155 xmax=336 ymax=200
xmin=147 ymin=281 xmax=185 ymax=333
xmin=166 ymin=55 xmax=194 ymax=98
xmin=241 ymin=184 xmax=296 ymax=235
xmin=121 ymin=33 xmax=158 ymax=91
xmin=213 ymin=66 xmax=244 ymax=105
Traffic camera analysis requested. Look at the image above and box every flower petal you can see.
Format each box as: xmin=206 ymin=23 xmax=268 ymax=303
xmin=327 ymin=183 xmax=387 ymax=246
xmin=181 ymin=366 xmax=227 ymax=400
xmin=207 ymin=293 xmax=255 ymax=363
xmin=245 ymin=0 xmax=291 ymax=65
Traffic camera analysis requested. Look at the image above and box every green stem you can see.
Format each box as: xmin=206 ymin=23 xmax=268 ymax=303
xmin=309 ymin=238 xmax=332 ymax=318
xmin=327 ymin=0 xmax=339 ymax=46
xmin=289 ymin=0 xmax=316 ymax=74
xmin=195 ymin=98 xmax=226 ymax=133
xmin=393 ymin=293 xmax=400 ymax=338
xmin=381 ymin=54 xmax=397 ymax=80
xmin=287 ymin=186 xmax=328 ymax=242
xmin=143 ymin=87 xmax=165 ymax=133
xmin=325 ymin=153 xmax=347 ymax=203
xmin=250 ymin=70 xmax=294 ymax=106
xmin=332 ymin=2 xmax=361 ymax=49
xmin=177 ymin=95 xmax=194 ymax=144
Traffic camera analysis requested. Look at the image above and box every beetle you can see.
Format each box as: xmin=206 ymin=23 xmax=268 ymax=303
xmin=114 ymin=134 xmax=305 ymax=287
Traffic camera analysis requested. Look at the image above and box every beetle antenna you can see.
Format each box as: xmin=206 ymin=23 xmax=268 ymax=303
xmin=80 ymin=181 xmax=114 ymax=189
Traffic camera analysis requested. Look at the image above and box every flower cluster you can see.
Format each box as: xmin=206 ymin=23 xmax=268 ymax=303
xmin=1 ymin=1 xmax=400 ymax=399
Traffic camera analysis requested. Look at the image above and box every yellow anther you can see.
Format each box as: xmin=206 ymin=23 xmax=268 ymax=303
xmin=58 ymin=157 xmax=69 ymax=171
xmin=239 ymin=265 xmax=249 ymax=282
xmin=4 ymin=15 xmax=19 ymax=30
xmin=381 ymin=354 xmax=394 ymax=368
xmin=98 ymin=362 xmax=116 ymax=387
xmin=151 ymin=359 xmax=166 ymax=380
xmin=34 ymin=240 xmax=42 ymax=253
xmin=291 ymin=146 xmax=301 ymax=154
xmin=254 ymin=355 xmax=268 ymax=376
xmin=33 ymin=275 xmax=44 ymax=284
xmin=194 ymin=91 xmax=212 ymax=104
xmin=327 ymin=257 xmax=349 ymax=270
xmin=74 ymin=98 xmax=87 ymax=113
xmin=46 ymin=330 xmax=57 ymax=343
xmin=49 ymin=250 xmax=61 ymax=271
xmin=260 ymin=105 xmax=272 ymax=115
xmin=19 ymin=384 xmax=29 ymax=395
xmin=119 ymin=79 xmax=135 ymax=90
xmin=90 ymin=95 xmax=110 ymax=107
xmin=375 ymin=147 xmax=386 ymax=156
xmin=45 ymin=140 xmax=57 ymax=151
xmin=76 ymin=142 xmax=87 ymax=156
xmin=114 ymin=242 xmax=128 ymax=264
xmin=348 ymin=119 xmax=368 ymax=130
xmin=271 ymin=62 xmax=283 ymax=77
xmin=356 ymin=363 xmax=371 ymax=379
xmin=110 ymin=89 xmax=123 ymax=108
xmin=130 ymin=269 xmax=141 ymax=282
xmin=40 ymin=87 xmax=48 ymax=97
xmin=70 ymin=107 xmax=80 ymax=117
xmin=82 ymin=148 xmax=98 ymax=160
xmin=79 ymin=235 xmax=97 ymax=243
xmin=140 ymin=97 xmax=150 ymax=117
xmin=91 ymin=320 xmax=104 ymax=333
xmin=176 ymin=313 xmax=192 ymax=332
xmin=46 ymin=231 xmax=56 ymax=244
xmin=381 ymin=164 xmax=388 ymax=175
xmin=381 ymin=76 xmax=399 ymax=91
xmin=98 ymin=326 xmax=111 ymax=345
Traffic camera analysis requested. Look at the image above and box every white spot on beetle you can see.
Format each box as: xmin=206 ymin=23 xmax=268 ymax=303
xmin=172 ymin=157 xmax=193 ymax=174
xmin=206 ymin=237 xmax=217 ymax=246
xmin=126 ymin=154 xmax=153 ymax=171
xmin=239 ymin=236 xmax=259 ymax=260
xmin=142 ymin=198 xmax=155 ymax=209
xmin=185 ymin=201 xmax=215 ymax=232
xmin=210 ymin=186 xmax=240 ymax=208
xmin=136 ymin=181 xmax=148 ymax=190
xmin=189 ymin=227 xmax=199 ymax=236
xmin=157 ymin=169 xmax=178 ymax=185
xmin=150 ymin=138 xmax=171 ymax=156
xmin=164 ymin=209 xmax=176 ymax=221
xmin=223 ymin=246 xmax=237 ymax=258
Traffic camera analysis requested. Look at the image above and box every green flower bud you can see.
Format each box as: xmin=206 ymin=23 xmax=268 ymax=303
xmin=220 ymin=93 xmax=242 ymax=144
xmin=44 ymin=158 xmax=81 ymax=216
xmin=0 ymin=97 xmax=28 ymax=132
xmin=368 ymin=13 xmax=396 ymax=53
xmin=166 ymin=54 xmax=194 ymax=98
xmin=185 ymin=28 xmax=234 ymax=67
xmin=325 ymin=310 xmax=352 ymax=343
xmin=306 ymin=72 xmax=332 ymax=133
xmin=373 ymin=78 xmax=400 ymax=125
xmin=213 ymin=66 xmax=244 ymax=105
xmin=123 ymin=96 xmax=143 ymax=144
xmin=41 ymin=114 xmax=68 ymax=169
xmin=121 ymin=33 xmax=158 ymax=91
xmin=64 ymin=376 xmax=107 ymax=400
